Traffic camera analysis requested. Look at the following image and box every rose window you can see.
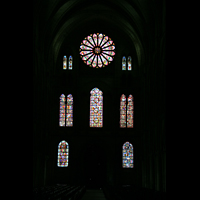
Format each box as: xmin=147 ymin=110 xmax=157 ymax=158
xmin=79 ymin=33 xmax=115 ymax=68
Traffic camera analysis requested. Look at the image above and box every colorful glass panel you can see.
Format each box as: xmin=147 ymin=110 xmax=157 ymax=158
xmin=102 ymin=53 xmax=113 ymax=61
xmin=66 ymin=94 xmax=73 ymax=127
xmin=128 ymin=56 xmax=132 ymax=70
xmin=102 ymin=40 xmax=113 ymax=48
xmin=63 ymin=56 xmax=67 ymax=70
xmin=58 ymin=140 xmax=69 ymax=167
xmin=82 ymin=53 xmax=93 ymax=61
xmin=93 ymin=33 xmax=98 ymax=46
xmin=59 ymin=94 xmax=66 ymax=126
xmin=87 ymin=54 xmax=95 ymax=65
xmin=68 ymin=56 xmax=72 ymax=70
xmin=122 ymin=56 xmax=126 ymax=70
xmin=82 ymin=40 xmax=93 ymax=48
xmin=80 ymin=45 xmax=93 ymax=51
xmin=98 ymin=33 xmax=103 ymax=45
xmin=90 ymin=88 xmax=103 ymax=127
xmin=120 ymin=94 xmax=126 ymax=128
xmin=80 ymin=51 xmax=92 ymax=56
xmin=80 ymin=33 xmax=115 ymax=68
xmin=92 ymin=55 xmax=97 ymax=68
xmin=122 ymin=142 xmax=134 ymax=168
xmin=127 ymin=95 xmax=134 ymax=128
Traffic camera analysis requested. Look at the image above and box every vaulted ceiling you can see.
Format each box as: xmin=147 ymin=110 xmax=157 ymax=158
xmin=33 ymin=0 xmax=166 ymax=74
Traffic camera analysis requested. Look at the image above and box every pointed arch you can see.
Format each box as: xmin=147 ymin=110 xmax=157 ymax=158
xmin=90 ymin=87 xmax=103 ymax=127
xmin=122 ymin=56 xmax=126 ymax=70
xmin=69 ymin=55 xmax=73 ymax=70
xmin=122 ymin=142 xmax=134 ymax=168
xmin=66 ymin=94 xmax=73 ymax=127
xmin=120 ymin=94 xmax=126 ymax=128
xmin=57 ymin=140 xmax=69 ymax=167
xmin=59 ymin=94 xmax=66 ymax=126
xmin=127 ymin=95 xmax=134 ymax=128
xmin=63 ymin=55 xmax=67 ymax=70
xmin=128 ymin=56 xmax=132 ymax=70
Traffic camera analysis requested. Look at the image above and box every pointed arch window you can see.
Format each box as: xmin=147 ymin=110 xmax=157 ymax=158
xmin=90 ymin=88 xmax=103 ymax=127
xmin=127 ymin=56 xmax=132 ymax=70
xmin=68 ymin=55 xmax=73 ymax=70
xmin=63 ymin=56 xmax=67 ymax=70
xmin=127 ymin=95 xmax=134 ymax=128
xmin=57 ymin=140 xmax=69 ymax=167
xmin=120 ymin=94 xmax=134 ymax=128
xmin=122 ymin=142 xmax=134 ymax=168
xmin=59 ymin=94 xmax=66 ymax=126
xmin=120 ymin=94 xmax=126 ymax=128
xmin=66 ymin=94 xmax=73 ymax=127
xmin=122 ymin=56 xmax=126 ymax=70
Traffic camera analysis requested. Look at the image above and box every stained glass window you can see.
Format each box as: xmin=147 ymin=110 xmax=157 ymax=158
xmin=122 ymin=142 xmax=134 ymax=168
xmin=63 ymin=56 xmax=67 ymax=70
xmin=127 ymin=95 xmax=134 ymax=128
xmin=120 ymin=94 xmax=126 ymax=128
xmin=69 ymin=55 xmax=73 ymax=70
xmin=66 ymin=94 xmax=73 ymax=127
xmin=59 ymin=94 xmax=66 ymax=126
xmin=128 ymin=56 xmax=132 ymax=70
xmin=90 ymin=88 xmax=103 ymax=127
xmin=122 ymin=56 xmax=126 ymax=70
xmin=57 ymin=140 xmax=69 ymax=167
xmin=80 ymin=33 xmax=115 ymax=68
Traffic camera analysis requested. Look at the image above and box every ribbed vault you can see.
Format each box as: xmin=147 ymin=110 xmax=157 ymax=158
xmin=34 ymin=0 xmax=161 ymax=73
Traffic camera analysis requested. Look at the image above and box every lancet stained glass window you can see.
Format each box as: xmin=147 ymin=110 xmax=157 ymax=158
xmin=66 ymin=94 xmax=73 ymax=127
xmin=59 ymin=94 xmax=66 ymax=126
xmin=122 ymin=56 xmax=126 ymax=70
xmin=57 ymin=140 xmax=69 ymax=167
xmin=127 ymin=95 xmax=134 ymax=128
xmin=120 ymin=94 xmax=126 ymax=128
xmin=90 ymin=88 xmax=103 ymax=127
xmin=128 ymin=56 xmax=132 ymax=70
xmin=68 ymin=56 xmax=73 ymax=70
xmin=120 ymin=94 xmax=134 ymax=128
xmin=80 ymin=33 xmax=115 ymax=68
xmin=122 ymin=142 xmax=134 ymax=168
xmin=63 ymin=56 xmax=67 ymax=70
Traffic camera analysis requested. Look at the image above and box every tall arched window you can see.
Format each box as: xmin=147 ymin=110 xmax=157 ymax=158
xmin=122 ymin=142 xmax=134 ymax=168
xmin=120 ymin=94 xmax=134 ymax=128
xmin=127 ymin=95 xmax=134 ymax=128
xmin=59 ymin=94 xmax=66 ymax=126
xmin=122 ymin=56 xmax=126 ymax=70
xmin=57 ymin=140 xmax=69 ymax=167
xmin=63 ymin=55 xmax=67 ymax=70
xmin=120 ymin=94 xmax=126 ymax=128
xmin=127 ymin=56 xmax=132 ymax=70
xmin=68 ymin=55 xmax=73 ymax=70
xmin=90 ymin=88 xmax=103 ymax=127
xmin=66 ymin=94 xmax=73 ymax=127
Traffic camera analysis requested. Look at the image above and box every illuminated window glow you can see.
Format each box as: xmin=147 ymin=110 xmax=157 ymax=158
xmin=122 ymin=56 xmax=126 ymax=70
xmin=90 ymin=88 xmax=103 ymax=127
xmin=63 ymin=56 xmax=67 ymax=70
xmin=80 ymin=33 xmax=115 ymax=68
xmin=59 ymin=94 xmax=66 ymax=126
xmin=57 ymin=140 xmax=69 ymax=167
xmin=120 ymin=94 xmax=134 ymax=128
xmin=120 ymin=94 xmax=126 ymax=128
xmin=128 ymin=56 xmax=132 ymax=70
xmin=122 ymin=142 xmax=134 ymax=168
xmin=66 ymin=94 xmax=73 ymax=127
xmin=69 ymin=56 xmax=73 ymax=70
xmin=127 ymin=95 xmax=134 ymax=128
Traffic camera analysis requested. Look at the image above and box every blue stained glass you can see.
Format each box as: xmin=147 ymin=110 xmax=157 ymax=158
xmin=122 ymin=142 xmax=134 ymax=168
